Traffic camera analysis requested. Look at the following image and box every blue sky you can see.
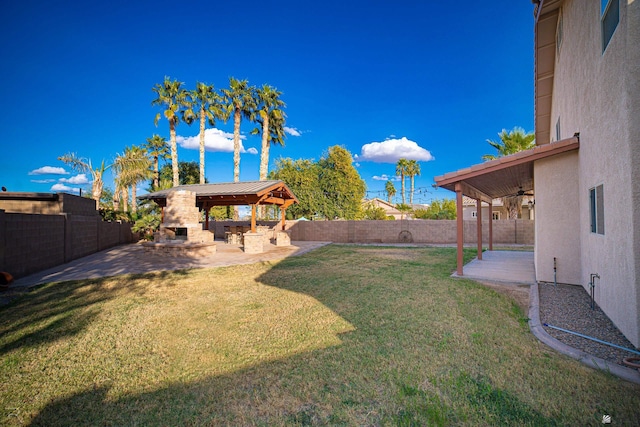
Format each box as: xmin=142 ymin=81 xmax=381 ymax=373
xmin=1 ymin=0 xmax=535 ymax=205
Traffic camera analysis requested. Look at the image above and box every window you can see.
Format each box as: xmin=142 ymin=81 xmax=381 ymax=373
xmin=492 ymin=212 xmax=500 ymax=220
xmin=590 ymin=184 xmax=605 ymax=234
xmin=601 ymin=0 xmax=619 ymax=52
xmin=555 ymin=117 xmax=561 ymax=141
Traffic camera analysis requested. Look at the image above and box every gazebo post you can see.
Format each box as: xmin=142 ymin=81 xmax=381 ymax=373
xmin=455 ymin=183 xmax=464 ymax=276
xmin=280 ymin=207 xmax=286 ymax=230
xmin=488 ymin=200 xmax=493 ymax=251
xmin=204 ymin=206 xmax=210 ymax=231
xmin=250 ymin=204 xmax=257 ymax=233
xmin=476 ymin=198 xmax=483 ymax=260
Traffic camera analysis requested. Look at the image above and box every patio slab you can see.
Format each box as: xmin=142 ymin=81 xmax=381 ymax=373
xmin=452 ymin=250 xmax=536 ymax=285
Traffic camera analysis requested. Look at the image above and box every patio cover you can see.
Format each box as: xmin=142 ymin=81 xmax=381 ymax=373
xmin=434 ymin=136 xmax=579 ymax=275
xmin=139 ymin=180 xmax=298 ymax=232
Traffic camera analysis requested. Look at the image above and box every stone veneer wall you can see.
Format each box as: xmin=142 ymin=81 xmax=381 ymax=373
xmin=210 ymin=219 xmax=533 ymax=245
xmin=159 ymin=191 xmax=212 ymax=243
xmin=0 ymin=209 xmax=135 ymax=279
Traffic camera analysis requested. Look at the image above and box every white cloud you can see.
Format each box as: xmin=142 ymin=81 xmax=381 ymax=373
xmin=356 ymin=137 xmax=435 ymax=163
xmin=31 ymin=179 xmax=57 ymax=184
xmin=51 ymin=183 xmax=80 ymax=193
xmin=29 ymin=166 xmax=69 ymax=175
xmin=59 ymin=174 xmax=90 ymax=185
xmin=372 ymin=174 xmax=401 ymax=181
xmin=284 ymin=126 xmax=301 ymax=137
xmin=177 ymin=128 xmax=258 ymax=153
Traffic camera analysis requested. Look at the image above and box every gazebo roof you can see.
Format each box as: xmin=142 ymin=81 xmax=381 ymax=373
xmin=139 ymin=180 xmax=298 ymax=209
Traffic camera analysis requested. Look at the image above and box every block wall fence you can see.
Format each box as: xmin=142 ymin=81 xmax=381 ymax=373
xmin=211 ymin=219 xmax=534 ymax=246
xmin=0 ymin=209 xmax=135 ymax=279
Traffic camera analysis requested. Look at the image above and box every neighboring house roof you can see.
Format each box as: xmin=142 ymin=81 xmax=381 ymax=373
xmin=139 ymin=180 xmax=298 ymax=208
xmin=363 ymin=198 xmax=403 ymax=217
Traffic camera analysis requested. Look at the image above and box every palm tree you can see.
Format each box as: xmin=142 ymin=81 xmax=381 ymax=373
xmin=113 ymin=145 xmax=152 ymax=214
xmin=252 ymin=84 xmax=286 ymax=182
xmin=183 ymin=82 xmax=226 ymax=184
xmin=221 ymin=78 xmax=256 ymax=183
xmin=58 ymin=153 xmax=108 ymax=208
xmin=385 ymin=180 xmax=396 ymax=204
xmin=405 ymin=160 xmax=421 ymax=204
xmin=395 ymin=158 xmax=410 ymax=205
xmin=482 ymin=127 xmax=535 ymax=218
xmin=482 ymin=127 xmax=535 ymax=161
xmin=152 ymin=77 xmax=188 ymax=187
xmin=144 ymin=134 xmax=170 ymax=190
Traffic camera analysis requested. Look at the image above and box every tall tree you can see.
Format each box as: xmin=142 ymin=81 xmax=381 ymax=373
xmin=395 ymin=158 xmax=410 ymax=205
xmin=152 ymin=77 xmax=188 ymax=187
xmin=482 ymin=127 xmax=535 ymax=161
xmin=144 ymin=134 xmax=170 ymax=190
xmin=252 ymin=84 xmax=286 ymax=182
xmin=158 ymin=161 xmax=204 ymax=188
xmin=385 ymin=180 xmax=396 ymax=204
xmin=270 ymin=158 xmax=322 ymax=220
xmin=405 ymin=160 xmax=421 ymax=204
xmin=221 ymin=78 xmax=256 ymax=183
xmin=113 ymin=145 xmax=152 ymax=214
xmin=317 ymin=146 xmax=366 ymax=220
xmin=183 ymin=82 xmax=226 ymax=184
xmin=58 ymin=153 xmax=108 ymax=208
xmin=482 ymin=127 xmax=535 ymax=218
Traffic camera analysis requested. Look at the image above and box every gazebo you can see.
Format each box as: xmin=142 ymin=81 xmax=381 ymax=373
xmin=139 ymin=180 xmax=298 ymax=235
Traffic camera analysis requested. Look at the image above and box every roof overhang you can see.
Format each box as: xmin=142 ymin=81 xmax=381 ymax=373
xmin=534 ymin=0 xmax=563 ymax=145
xmin=139 ymin=180 xmax=298 ymax=209
xmin=434 ymin=136 xmax=579 ymax=201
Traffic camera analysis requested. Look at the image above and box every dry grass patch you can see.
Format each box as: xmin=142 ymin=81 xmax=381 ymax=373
xmin=1 ymin=245 xmax=639 ymax=426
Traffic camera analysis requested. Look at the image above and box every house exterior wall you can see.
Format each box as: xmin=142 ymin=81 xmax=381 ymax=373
xmin=534 ymin=152 xmax=581 ymax=285
xmin=546 ymin=0 xmax=640 ymax=346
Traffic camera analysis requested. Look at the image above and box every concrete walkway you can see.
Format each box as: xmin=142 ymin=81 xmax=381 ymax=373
xmin=11 ymin=240 xmax=330 ymax=290
xmin=452 ymin=250 xmax=536 ymax=285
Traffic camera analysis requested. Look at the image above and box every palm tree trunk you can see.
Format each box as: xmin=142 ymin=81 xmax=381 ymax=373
xmin=131 ymin=184 xmax=137 ymax=214
xmin=91 ymin=170 xmax=103 ymax=210
xmin=122 ymin=186 xmax=129 ymax=213
xmin=258 ymin=111 xmax=270 ymax=219
xmin=410 ymin=175 xmax=415 ymax=204
xmin=233 ymin=108 xmax=241 ymax=221
xmin=400 ymin=174 xmax=406 ymax=205
xmin=170 ymin=119 xmax=179 ymax=187
xmin=199 ymin=108 xmax=206 ymax=185
xmin=153 ymin=156 xmax=159 ymax=190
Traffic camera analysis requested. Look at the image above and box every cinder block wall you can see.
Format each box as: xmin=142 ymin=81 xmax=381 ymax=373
xmin=210 ymin=219 xmax=534 ymax=245
xmin=0 ymin=209 xmax=135 ymax=279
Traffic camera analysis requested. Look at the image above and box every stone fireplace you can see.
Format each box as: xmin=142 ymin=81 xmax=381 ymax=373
xmin=157 ymin=190 xmax=212 ymax=243
xmin=142 ymin=190 xmax=216 ymax=257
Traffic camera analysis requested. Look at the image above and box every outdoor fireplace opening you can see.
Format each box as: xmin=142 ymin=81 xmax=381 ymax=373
xmin=175 ymin=227 xmax=188 ymax=240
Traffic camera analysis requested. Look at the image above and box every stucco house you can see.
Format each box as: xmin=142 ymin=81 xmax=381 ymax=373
xmin=362 ymin=198 xmax=404 ymax=219
xmin=435 ymin=0 xmax=640 ymax=348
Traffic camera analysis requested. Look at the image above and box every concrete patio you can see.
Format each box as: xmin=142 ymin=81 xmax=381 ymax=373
xmin=452 ymin=250 xmax=536 ymax=285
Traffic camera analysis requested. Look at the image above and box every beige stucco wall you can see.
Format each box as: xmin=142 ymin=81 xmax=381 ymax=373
xmin=534 ymin=152 xmax=581 ymax=285
xmin=547 ymin=0 xmax=640 ymax=346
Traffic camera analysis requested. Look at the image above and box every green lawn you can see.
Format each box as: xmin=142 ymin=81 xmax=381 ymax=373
xmin=1 ymin=246 xmax=638 ymax=426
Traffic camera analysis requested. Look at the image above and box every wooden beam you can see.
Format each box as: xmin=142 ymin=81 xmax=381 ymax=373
xmin=488 ymin=201 xmax=493 ymax=251
xmin=476 ymin=198 xmax=482 ymax=260
xmin=456 ymin=185 xmax=464 ymax=276
xmin=250 ymin=204 xmax=256 ymax=233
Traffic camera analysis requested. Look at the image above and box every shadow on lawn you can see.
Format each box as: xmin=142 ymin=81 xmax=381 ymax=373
xmin=0 ymin=270 xmax=190 ymax=357
xmin=23 ymin=247 xmax=576 ymax=425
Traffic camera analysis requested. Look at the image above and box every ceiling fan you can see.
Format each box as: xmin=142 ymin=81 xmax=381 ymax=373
xmin=506 ymin=187 xmax=534 ymax=197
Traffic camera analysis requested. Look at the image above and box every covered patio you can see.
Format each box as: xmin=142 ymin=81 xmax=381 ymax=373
xmin=434 ymin=136 xmax=579 ymax=278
